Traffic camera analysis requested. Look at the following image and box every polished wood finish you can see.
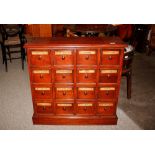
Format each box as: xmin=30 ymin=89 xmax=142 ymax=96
xmin=25 ymin=24 xmax=52 ymax=37
xmin=25 ymin=37 xmax=126 ymax=125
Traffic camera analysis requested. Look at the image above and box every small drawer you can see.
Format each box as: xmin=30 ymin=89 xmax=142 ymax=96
xmin=99 ymin=69 xmax=118 ymax=83
xmin=77 ymin=50 xmax=97 ymax=65
xmin=35 ymin=101 xmax=53 ymax=114
xmin=31 ymin=69 xmax=52 ymax=83
xmin=97 ymin=102 xmax=115 ymax=115
xmin=55 ymin=69 xmax=74 ymax=83
xmin=32 ymin=84 xmax=52 ymax=99
xmin=77 ymin=69 xmax=97 ymax=83
xmin=98 ymin=86 xmax=116 ymax=99
xmin=55 ymin=103 xmax=74 ymax=115
xmin=55 ymin=87 xmax=74 ymax=99
xmin=30 ymin=50 xmax=51 ymax=66
xmin=76 ymin=102 xmax=95 ymax=115
xmin=54 ymin=50 xmax=74 ymax=65
xmin=101 ymin=50 xmax=120 ymax=65
xmin=77 ymin=87 xmax=96 ymax=99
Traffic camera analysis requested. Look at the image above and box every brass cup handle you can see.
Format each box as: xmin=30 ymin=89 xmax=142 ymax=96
xmin=108 ymin=56 xmax=112 ymax=60
xmin=41 ymin=91 xmax=45 ymax=95
xmin=85 ymin=55 xmax=89 ymax=60
xmin=63 ymin=91 xmax=66 ymax=95
xmin=85 ymin=74 xmax=88 ymax=79
xmin=84 ymin=91 xmax=87 ymax=95
xmin=40 ymin=74 xmax=43 ymax=78
xmin=62 ymin=55 xmax=65 ymax=60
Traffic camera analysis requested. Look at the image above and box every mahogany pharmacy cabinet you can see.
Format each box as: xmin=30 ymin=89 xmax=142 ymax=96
xmin=25 ymin=37 xmax=126 ymax=125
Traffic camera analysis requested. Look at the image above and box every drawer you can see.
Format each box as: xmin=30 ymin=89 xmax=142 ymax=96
xmin=77 ymin=69 xmax=97 ymax=83
xmin=31 ymin=69 xmax=52 ymax=83
xmin=77 ymin=50 xmax=97 ymax=65
xmin=98 ymin=86 xmax=116 ymax=99
xmin=99 ymin=69 xmax=118 ymax=83
xmin=32 ymin=84 xmax=52 ymax=99
xmin=30 ymin=50 xmax=51 ymax=66
xmin=97 ymin=102 xmax=115 ymax=115
xmin=35 ymin=101 xmax=53 ymax=114
xmin=54 ymin=50 xmax=74 ymax=65
xmin=77 ymin=87 xmax=96 ymax=99
xmin=76 ymin=102 xmax=95 ymax=115
xmin=55 ymin=69 xmax=74 ymax=83
xmin=55 ymin=102 xmax=74 ymax=115
xmin=101 ymin=50 xmax=120 ymax=65
xmin=55 ymin=87 xmax=74 ymax=99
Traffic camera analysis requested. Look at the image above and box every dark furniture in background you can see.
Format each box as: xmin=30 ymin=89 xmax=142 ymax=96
xmin=122 ymin=49 xmax=134 ymax=99
xmin=146 ymin=25 xmax=155 ymax=56
xmin=0 ymin=24 xmax=26 ymax=71
xmin=25 ymin=37 xmax=126 ymax=125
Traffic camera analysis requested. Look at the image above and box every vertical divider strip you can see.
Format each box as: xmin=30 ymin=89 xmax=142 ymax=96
xmin=73 ymin=48 xmax=77 ymax=115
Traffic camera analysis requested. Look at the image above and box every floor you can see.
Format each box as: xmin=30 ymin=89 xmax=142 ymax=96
xmin=0 ymin=49 xmax=155 ymax=130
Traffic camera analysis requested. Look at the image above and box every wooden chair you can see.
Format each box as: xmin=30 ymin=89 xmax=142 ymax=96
xmin=122 ymin=48 xmax=134 ymax=99
xmin=0 ymin=24 xmax=26 ymax=72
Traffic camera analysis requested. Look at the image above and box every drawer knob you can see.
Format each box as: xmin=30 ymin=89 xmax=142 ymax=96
xmin=62 ymin=74 xmax=66 ymax=79
xmin=104 ymin=107 xmax=108 ymax=111
xmin=84 ymin=91 xmax=87 ymax=95
xmin=63 ymin=107 xmax=66 ymax=111
xmin=63 ymin=91 xmax=66 ymax=95
xmin=41 ymin=91 xmax=45 ymax=95
xmin=84 ymin=107 xmax=87 ymax=111
xmin=38 ymin=55 xmax=42 ymax=60
xmin=85 ymin=74 xmax=88 ymax=79
xmin=62 ymin=55 xmax=65 ymax=60
xmin=40 ymin=74 xmax=43 ymax=78
xmin=108 ymin=56 xmax=112 ymax=60
xmin=85 ymin=55 xmax=89 ymax=60
xmin=43 ymin=106 xmax=46 ymax=110
xmin=106 ymin=91 xmax=109 ymax=95
xmin=107 ymin=74 xmax=110 ymax=78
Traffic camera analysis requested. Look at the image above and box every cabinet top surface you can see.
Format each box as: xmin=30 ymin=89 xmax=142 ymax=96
xmin=24 ymin=37 xmax=127 ymax=48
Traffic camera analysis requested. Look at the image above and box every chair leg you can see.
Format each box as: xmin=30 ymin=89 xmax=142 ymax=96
xmin=6 ymin=47 xmax=12 ymax=62
xmin=21 ymin=47 xmax=24 ymax=70
xmin=3 ymin=48 xmax=8 ymax=72
xmin=127 ymin=71 xmax=132 ymax=99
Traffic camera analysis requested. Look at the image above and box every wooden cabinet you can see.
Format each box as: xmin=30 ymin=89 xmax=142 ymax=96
xmin=25 ymin=37 xmax=126 ymax=125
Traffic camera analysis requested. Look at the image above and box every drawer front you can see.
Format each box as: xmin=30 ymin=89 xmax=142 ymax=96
xmin=101 ymin=50 xmax=120 ymax=65
xmin=77 ymin=69 xmax=97 ymax=83
xmin=55 ymin=87 xmax=74 ymax=99
xmin=55 ymin=103 xmax=74 ymax=115
xmin=99 ymin=69 xmax=118 ymax=83
xmin=30 ymin=50 xmax=51 ymax=66
xmin=32 ymin=84 xmax=52 ymax=99
xmin=54 ymin=50 xmax=74 ymax=65
xmin=55 ymin=69 xmax=74 ymax=83
xmin=31 ymin=69 xmax=52 ymax=83
xmin=77 ymin=87 xmax=96 ymax=99
xmin=77 ymin=50 xmax=97 ymax=65
xmin=76 ymin=102 xmax=95 ymax=115
xmin=35 ymin=101 xmax=53 ymax=114
xmin=97 ymin=102 xmax=115 ymax=115
xmin=98 ymin=86 xmax=116 ymax=99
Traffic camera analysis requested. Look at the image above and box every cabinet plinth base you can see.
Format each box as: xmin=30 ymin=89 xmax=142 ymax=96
xmin=32 ymin=114 xmax=118 ymax=125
